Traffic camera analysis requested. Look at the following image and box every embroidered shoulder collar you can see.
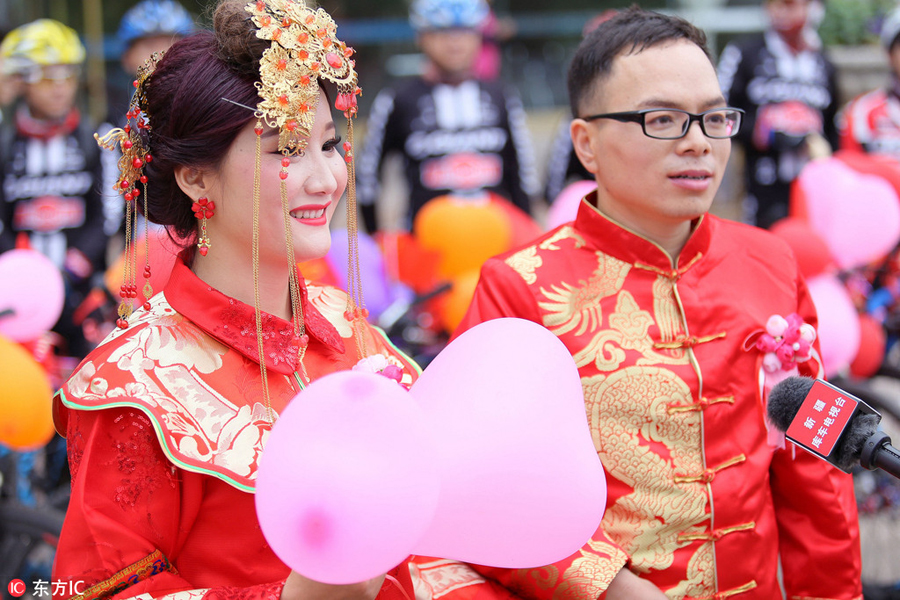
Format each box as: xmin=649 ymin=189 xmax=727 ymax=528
xmin=164 ymin=252 xmax=344 ymax=374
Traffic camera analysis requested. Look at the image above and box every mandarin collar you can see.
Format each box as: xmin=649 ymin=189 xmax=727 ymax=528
xmin=573 ymin=191 xmax=711 ymax=271
xmin=164 ymin=252 xmax=345 ymax=375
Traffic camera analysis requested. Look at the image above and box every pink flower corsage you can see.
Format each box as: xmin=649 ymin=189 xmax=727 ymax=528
xmin=755 ymin=313 xmax=817 ymax=374
xmin=748 ymin=313 xmax=817 ymax=449
xmin=352 ymin=354 xmax=405 ymax=386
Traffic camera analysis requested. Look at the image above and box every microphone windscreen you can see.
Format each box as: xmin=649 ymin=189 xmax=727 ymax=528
xmin=835 ymin=413 xmax=880 ymax=472
xmin=766 ymin=376 xmax=816 ymax=432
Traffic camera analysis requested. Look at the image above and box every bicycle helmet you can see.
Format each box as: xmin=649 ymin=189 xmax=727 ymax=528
xmin=409 ymin=0 xmax=490 ymax=32
xmin=117 ymin=0 xmax=195 ymax=49
xmin=882 ymin=6 xmax=900 ymax=51
xmin=0 ymin=19 xmax=85 ymax=76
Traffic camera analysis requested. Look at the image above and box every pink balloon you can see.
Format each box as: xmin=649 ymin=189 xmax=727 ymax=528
xmin=256 ymin=318 xmax=606 ymax=583
xmin=410 ymin=317 xmax=606 ymax=567
xmin=255 ymin=371 xmax=441 ymax=584
xmin=806 ymin=274 xmax=861 ymax=377
xmin=795 ymin=158 xmax=900 ymax=269
xmin=546 ymin=179 xmax=596 ymax=230
xmin=0 ymin=249 xmax=65 ymax=342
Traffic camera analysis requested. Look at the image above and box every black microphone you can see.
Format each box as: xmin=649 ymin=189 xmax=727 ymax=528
xmin=767 ymin=376 xmax=900 ymax=479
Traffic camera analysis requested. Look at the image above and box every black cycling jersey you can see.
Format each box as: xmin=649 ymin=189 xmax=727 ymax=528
xmin=0 ymin=108 xmax=119 ymax=357
xmin=718 ymin=31 xmax=839 ymax=229
xmin=357 ymin=77 xmax=539 ymax=232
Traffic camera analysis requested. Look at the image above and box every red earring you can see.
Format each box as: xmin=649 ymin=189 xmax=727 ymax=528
xmin=192 ymin=197 xmax=215 ymax=256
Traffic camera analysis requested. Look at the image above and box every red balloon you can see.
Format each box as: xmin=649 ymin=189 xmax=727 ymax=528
xmin=487 ymin=193 xmax=543 ymax=248
xmin=849 ymin=313 xmax=886 ymax=379
xmin=375 ymin=231 xmax=441 ymax=295
xmin=769 ymin=217 xmax=834 ymax=279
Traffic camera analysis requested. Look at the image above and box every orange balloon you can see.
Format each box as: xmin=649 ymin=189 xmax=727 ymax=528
xmin=0 ymin=334 xmax=55 ymax=450
xmin=849 ymin=313 xmax=887 ymax=379
xmin=414 ymin=196 xmax=512 ymax=279
xmin=438 ymin=270 xmax=481 ymax=334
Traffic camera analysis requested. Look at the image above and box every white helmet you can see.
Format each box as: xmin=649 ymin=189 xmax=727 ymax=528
xmin=882 ymin=6 xmax=900 ymax=50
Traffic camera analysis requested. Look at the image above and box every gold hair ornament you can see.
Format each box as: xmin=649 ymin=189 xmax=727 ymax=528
xmin=95 ymin=52 xmax=163 ymax=329
xmin=242 ymin=0 xmax=370 ymax=420
xmin=245 ymin=0 xmax=360 ymax=154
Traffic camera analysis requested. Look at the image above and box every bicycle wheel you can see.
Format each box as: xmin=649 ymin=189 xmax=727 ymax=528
xmin=0 ymin=503 xmax=65 ymax=600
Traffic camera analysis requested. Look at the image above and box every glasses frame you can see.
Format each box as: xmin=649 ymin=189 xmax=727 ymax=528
xmin=580 ymin=107 xmax=745 ymax=140
xmin=22 ymin=64 xmax=82 ymax=85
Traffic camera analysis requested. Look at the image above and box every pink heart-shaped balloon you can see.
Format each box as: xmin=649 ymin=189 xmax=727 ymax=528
xmin=795 ymin=158 xmax=900 ymax=269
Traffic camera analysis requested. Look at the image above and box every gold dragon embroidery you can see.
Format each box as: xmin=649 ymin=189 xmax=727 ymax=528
xmin=583 ymin=368 xmax=712 ymax=597
xmin=505 ymin=227 xmax=587 ymax=285
xmin=540 ymin=226 xmax=586 ymax=251
xmin=538 ymin=252 xmax=631 ymax=338
xmin=554 ymin=539 xmax=629 ymax=600
xmin=505 ymin=247 xmax=542 ymax=285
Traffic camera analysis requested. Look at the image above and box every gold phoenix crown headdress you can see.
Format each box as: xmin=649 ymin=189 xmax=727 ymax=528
xmin=245 ymin=0 xmax=370 ymax=417
xmin=246 ymin=0 xmax=360 ymax=153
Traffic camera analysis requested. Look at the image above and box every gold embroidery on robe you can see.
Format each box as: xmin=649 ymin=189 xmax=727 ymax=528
xmin=539 ymin=226 xmax=586 ymax=251
xmin=503 ymin=565 xmax=559 ymax=598
xmin=572 ymin=291 xmax=686 ymax=370
xmin=653 ymin=275 xmax=687 ymax=350
xmin=553 ymin=539 xmax=629 ymax=600
xmin=582 ymin=367 xmax=711 ymax=596
xmin=666 ymin=543 xmax=715 ymax=600
xmin=505 ymin=247 xmax=542 ymax=285
xmin=538 ymin=253 xmax=631 ymax=338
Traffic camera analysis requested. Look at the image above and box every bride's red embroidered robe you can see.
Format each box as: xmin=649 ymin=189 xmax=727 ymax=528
xmin=52 ymin=256 xmax=421 ymax=600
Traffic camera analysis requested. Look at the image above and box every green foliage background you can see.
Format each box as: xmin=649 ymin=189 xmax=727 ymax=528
xmin=819 ymin=0 xmax=896 ymax=46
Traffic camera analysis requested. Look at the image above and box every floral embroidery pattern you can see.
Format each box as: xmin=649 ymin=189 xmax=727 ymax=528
xmin=61 ymin=282 xmax=421 ymax=492
xmin=63 ymin=298 xmax=276 ymax=489
xmin=110 ymin=411 xmax=176 ymax=510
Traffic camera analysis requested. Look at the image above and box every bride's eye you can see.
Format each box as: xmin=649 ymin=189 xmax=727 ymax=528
xmin=323 ymin=135 xmax=342 ymax=152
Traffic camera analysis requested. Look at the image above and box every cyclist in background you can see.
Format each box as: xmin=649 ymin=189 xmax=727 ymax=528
xmin=717 ymin=0 xmax=839 ymax=229
xmin=0 ymin=27 xmax=21 ymax=125
xmin=838 ymin=6 xmax=900 ymax=158
xmin=0 ymin=19 xmax=118 ymax=361
xmin=107 ymin=0 xmax=195 ymax=122
xmin=357 ymin=0 xmax=539 ymax=233
xmin=542 ymin=10 xmax=615 ymax=204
